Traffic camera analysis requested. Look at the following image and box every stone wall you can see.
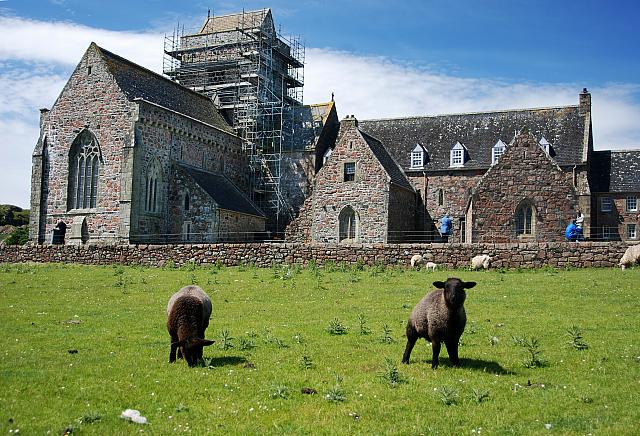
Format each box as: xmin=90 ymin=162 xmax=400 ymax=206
xmin=0 ymin=241 xmax=631 ymax=269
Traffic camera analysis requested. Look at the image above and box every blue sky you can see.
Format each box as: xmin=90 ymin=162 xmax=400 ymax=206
xmin=1 ymin=0 xmax=639 ymax=207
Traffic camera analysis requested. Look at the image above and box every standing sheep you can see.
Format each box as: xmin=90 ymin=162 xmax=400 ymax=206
xmin=470 ymin=254 xmax=492 ymax=270
xmin=167 ymin=285 xmax=215 ymax=366
xmin=424 ymin=262 xmax=438 ymax=272
xmin=619 ymin=244 xmax=640 ymax=270
xmin=410 ymin=254 xmax=424 ymax=268
xmin=402 ymin=277 xmax=476 ymax=368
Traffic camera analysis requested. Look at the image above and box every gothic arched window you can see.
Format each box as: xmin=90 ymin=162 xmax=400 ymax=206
xmin=515 ymin=199 xmax=536 ymax=236
xmin=338 ymin=206 xmax=358 ymax=242
xmin=145 ymin=159 xmax=162 ymax=213
xmin=68 ymin=130 xmax=101 ymax=210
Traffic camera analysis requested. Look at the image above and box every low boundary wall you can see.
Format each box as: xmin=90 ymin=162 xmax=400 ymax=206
xmin=0 ymin=242 xmax=630 ymax=269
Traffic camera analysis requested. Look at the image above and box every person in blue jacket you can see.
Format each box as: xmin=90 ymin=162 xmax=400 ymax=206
xmin=439 ymin=214 xmax=452 ymax=242
xmin=565 ymin=220 xmax=580 ymax=242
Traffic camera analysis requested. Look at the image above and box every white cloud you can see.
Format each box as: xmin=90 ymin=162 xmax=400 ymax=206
xmin=1 ymin=18 xmax=640 ymax=209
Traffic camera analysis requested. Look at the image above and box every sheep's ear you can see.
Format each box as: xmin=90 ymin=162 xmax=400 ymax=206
xmin=193 ymin=338 xmax=215 ymax=347
xmin=464 ymin=281 xmax=477 ymax=289
xmin=433 ymin=281 xmax=445 ymax=289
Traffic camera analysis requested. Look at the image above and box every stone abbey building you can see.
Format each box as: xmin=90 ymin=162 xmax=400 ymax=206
xmin=29 ymin=9 xmax=640 ymax=245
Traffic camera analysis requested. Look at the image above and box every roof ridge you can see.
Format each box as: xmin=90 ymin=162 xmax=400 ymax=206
xmin=361 ymin=105 xmax=579 ymax=122
xmin=206 ymin=8 xmax=269 ymax=19
xmin=93 ymin=43 xmax=214 ymax=104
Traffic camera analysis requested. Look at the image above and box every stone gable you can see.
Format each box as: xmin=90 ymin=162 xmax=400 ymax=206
xmin=468 ymin=132 xmax=579 ymax=242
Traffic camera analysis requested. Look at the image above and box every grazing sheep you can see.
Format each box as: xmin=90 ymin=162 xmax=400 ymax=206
xmin=167 ymin=285 xmax=214 ymax=366
xmin=402 ymin=277 xmax=476 ymax=368
xmin=619 ymin=244 xmax=640 ymax=270
xmin=410 ymin=254 xmax=424 ymax=268
xmin=425 ymin=262 xmax=438 ymax=272
xmin=470 ymin=254 xmax=492 ymax=270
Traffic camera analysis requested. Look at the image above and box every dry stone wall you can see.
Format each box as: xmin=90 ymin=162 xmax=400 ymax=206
xmin=0 ymin=242 xmax=630 ymax=269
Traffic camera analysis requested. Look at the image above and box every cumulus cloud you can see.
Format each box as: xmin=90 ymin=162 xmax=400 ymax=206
xmin=1 ymin=17 xmax=640 ymax=208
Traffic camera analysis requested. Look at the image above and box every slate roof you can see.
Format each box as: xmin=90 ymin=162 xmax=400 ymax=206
xmin=359 ymin=106 xmax=587 ymax=172
xmin=199 ymin=9 xmax=272 ymax=34
xmin=359 ymin=130 xmax=414 ymax=191
xmin=590 ymin=150 xmax=640 ymax=193
xmin=292 ymin=102 xmax=336 ymax=150
xmin=179 ymin=165 xmax=265 ymax=217
xmin=94 ymin=44 xmax=233 ymax=132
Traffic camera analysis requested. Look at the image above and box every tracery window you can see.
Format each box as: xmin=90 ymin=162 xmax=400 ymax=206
xmin=68 ymin=130 xmax=101 ymax=210
xmin=515 ymin=200 xmax=536 ymax=236
xmin=144 ymin=159 xmax=161 ymax=213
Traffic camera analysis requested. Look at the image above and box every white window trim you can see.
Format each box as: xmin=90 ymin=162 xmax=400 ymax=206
xmin=410 ymin=144 xmax=425 ymax=168
xmin=627 ymin=223 xmax=637 ymax=239
xmin=602 ymin=226 xmax=611 ymax=240
xmin=601 ymin=197 xmax=612 ymax=212
xmin=450 ymin=142 xmax=465 ymax=167
xmin=539 ymin=137 xmax=551 ymax=154
xmin=626 ymin=196 xmax=638 ymax=212
xmin=491 ymin=139 xmax=506 ymax=165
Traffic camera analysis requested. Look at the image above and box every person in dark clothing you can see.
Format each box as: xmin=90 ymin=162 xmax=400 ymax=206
xmin=52 ymin=220 xmax=67 ymax=244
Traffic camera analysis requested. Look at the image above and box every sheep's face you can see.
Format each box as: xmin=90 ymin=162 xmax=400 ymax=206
xmin=174 ymin=337 xmax=215 ymax=367
xmin=433 ymin=278 xmax=476 ymax=309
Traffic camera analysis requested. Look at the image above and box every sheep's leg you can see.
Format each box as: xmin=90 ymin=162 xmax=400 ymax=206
xmin=445 ymin=338 xmax=460 ymax=367
xmin=402 ymin=322 xmax=419 ymax=364
xmin=431 ymin=341 xmax=441 ymax=369
xmin=170 ymin=342 xmax=177 ymax=363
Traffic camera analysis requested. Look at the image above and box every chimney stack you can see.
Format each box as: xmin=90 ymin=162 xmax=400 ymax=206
xmin=579 ymin=88 xmax=591 ymax=116
xmin=341 ymin=114 xmax=358 ymax=129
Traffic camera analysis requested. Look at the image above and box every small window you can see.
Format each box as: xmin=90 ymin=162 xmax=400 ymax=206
xmin=184 ymin=192 xmax=190 ymax=211
xmin=515 ymin=200 xmax=536 ymax=236
xmin=338 ymin=206 xmax=357 ymax=242
xmin=602 ymin=226 xmax=611 ymax=240
xmin=539 ymin=137 xmax=550 ymax=154
xmin=628 ymin=224 xmax=637 ymax=239
xmin=492 ymin=140 xmax=506 ymax=165
xmin=323 ymin=147 xmax=333 ymax=165
xmin=410 ymin=144 xmax=425 ymax=168
xmin=437 ymin=189 xmax=444 ymax=206
xmin=182 ymin=221 xmax=192 ymax=242
xmin=344 ymin=162 xmax=355 ymax=182
xmin=450 ymin=142 xmax=465 ymax=167
xmin=601 ymin=197 xmax=612 ymax=212
xmin=626 ymin=196 xmax=637 ymax=212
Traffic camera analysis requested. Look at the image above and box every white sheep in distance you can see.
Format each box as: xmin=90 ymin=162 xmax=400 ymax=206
xmin=410 ymin=254 xmax=424 ymax=268
xmin=167 ymin=285 xmax=215 ymax=366
xmin=619 ymin=244 xmax=640 ymax=270
xmin=471 ymin=254 xmax=492 ymax=270
xmin=424 ymin=262 xmax=438 ymax=272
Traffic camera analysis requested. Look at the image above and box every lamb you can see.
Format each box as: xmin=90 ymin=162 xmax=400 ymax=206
xmin=410 ymin=254 xmax=424 ymax=268
xmin=619 ymin=244 xmax=640 ymax=270
xmin=167 ymin=285 xmax=215 ymax=366
xmin=470 ymin=254 xmax=492 ymax=270
xmin=424 ymin=261 xmax=438 ymax=272
xmin=402 ymin=277 xmax=476 ymax=368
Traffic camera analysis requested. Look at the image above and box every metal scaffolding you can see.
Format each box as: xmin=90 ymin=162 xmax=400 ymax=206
xmin=163 ymin=9 xmax=304 ymax=232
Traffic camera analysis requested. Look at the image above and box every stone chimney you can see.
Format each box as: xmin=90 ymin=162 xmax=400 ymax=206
xmin=579 ymin=88 xmax=591 ymax=116
xmin=341 ymin=114 xmax=358 ymax=129
xmin=39 ymin=108 xmax=50 ymax=129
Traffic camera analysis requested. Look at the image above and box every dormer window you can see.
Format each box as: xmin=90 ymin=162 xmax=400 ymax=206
xmin=492 ymin=140 xmax=506 ymax=165
xmin=539 ymin=137 xmax=551 ymax=154
xmin=450 ymin=142 xmax=466 ymax=167
xmin=410 ymin=144 xmax=426 ymax=168
xmin=323 ymin=147 xmax=333 ymax=165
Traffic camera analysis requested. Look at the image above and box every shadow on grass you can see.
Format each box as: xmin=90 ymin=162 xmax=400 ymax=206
xmin=201 ymin=355 xmax=247 ymax=367
xmin=418 ymin=357 xmax=513 ymax=375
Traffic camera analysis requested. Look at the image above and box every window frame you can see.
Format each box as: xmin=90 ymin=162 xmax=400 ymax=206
xmin=626 ymin=196 xmax=638 ymax=212
xmin=602 ymin=226 xmax=611 ymax=240
xmin=68 ymin=130 xmax=101 ymax=211
xmin=410 ymin=144 xmax=425 ymax=168
xmin=450 ymin=142 xmax=465 ymax=167
xmin=338 ymin=206 xmax=358 ymax=242
xmin=515 ymin=200 xmax=536 ymax=237
xmin=600 ymin=197 xmax=612 ymax=212
xmin=343 ymin=162 xmax=356 ymax=182
xmin=491 ymin=140 xmax=506 ymax=165
xmin=627 ymin=223 xmax=637 ymax=240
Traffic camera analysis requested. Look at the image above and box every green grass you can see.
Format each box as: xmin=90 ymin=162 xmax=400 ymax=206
xmin=1 ymin=262 xmax=639 ymax=434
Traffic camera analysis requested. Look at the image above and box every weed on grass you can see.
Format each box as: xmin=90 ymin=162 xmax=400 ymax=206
xmin=379 ymin=358 xmax=405 ymax=387
xmin=566 ymin=325 xmax=589 ymax=350
xmin=512 ymin=334 xmax=545 ymax=368
xmin=437 ymin=386 xmax=459 ymax=405
xmin=326 ymin=318 xmax=348 ymax=335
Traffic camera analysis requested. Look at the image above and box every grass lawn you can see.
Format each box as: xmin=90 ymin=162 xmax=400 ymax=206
xmin=1 ymin=262 xmax=639 ymax=434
